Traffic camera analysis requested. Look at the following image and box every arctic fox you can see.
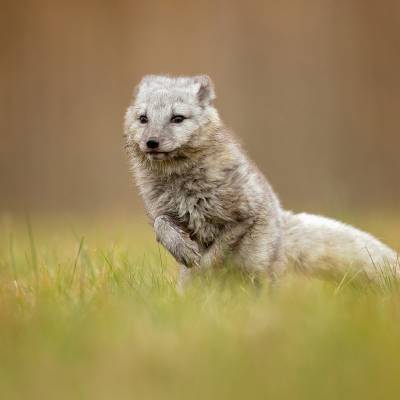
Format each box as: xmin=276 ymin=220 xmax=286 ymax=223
xmin=124 ymin=75 xmax=397 ymax=287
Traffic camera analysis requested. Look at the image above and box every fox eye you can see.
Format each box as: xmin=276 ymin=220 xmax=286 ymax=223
xmin=139 ymin=115 xmax=148 ymax=124
xmin=170 ymin=115 xmax=186 ymax=124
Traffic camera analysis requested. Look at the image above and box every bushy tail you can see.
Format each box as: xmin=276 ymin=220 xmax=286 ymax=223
xmin=280 ymin=211 xmax=399 ymax=282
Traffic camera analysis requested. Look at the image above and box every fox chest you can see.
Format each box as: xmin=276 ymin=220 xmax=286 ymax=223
xmin=151 ymin=182 xmax=226 ymax=247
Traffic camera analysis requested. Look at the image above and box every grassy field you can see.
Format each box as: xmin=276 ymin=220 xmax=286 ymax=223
xmin=0 ymin=213 xmax=399 ymax=400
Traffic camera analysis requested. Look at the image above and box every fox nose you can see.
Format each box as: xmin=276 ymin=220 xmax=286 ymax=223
xmin=146 ymin=138 xmax=159 ymax=149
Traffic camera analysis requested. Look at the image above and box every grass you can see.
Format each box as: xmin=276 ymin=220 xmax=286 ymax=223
xmin=0 ymin=213 xmax=399 ymax=400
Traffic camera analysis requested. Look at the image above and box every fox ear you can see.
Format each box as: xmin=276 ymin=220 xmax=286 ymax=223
xmin=133 ymin=75 xmax=156 ymax=98
xmin=193 ymin=75 xmax=216 ymax=105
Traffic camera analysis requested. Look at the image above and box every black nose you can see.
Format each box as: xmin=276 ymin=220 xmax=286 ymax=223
xmin=146 ymin=138 xmax=159 ymax=149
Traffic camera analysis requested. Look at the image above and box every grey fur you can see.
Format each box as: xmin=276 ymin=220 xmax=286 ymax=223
xmin=124 ymin=75 xmax=398 ymax=287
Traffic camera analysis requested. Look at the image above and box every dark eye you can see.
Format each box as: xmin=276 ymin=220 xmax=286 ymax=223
xmin=139 ymin=115 xmax=148 ymax=124
xmin=170 ymin=115 xmax=186 ymax=124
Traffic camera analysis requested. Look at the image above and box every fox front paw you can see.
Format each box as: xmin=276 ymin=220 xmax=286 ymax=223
xmin=154 ymin=215 xmax=201 ymax=268
xmin=175 ymin=238 xmax=201 ymax=268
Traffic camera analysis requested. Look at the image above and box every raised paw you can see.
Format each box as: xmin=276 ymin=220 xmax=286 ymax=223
xmin=175 ymin=237 xmax=201 ymax=268
xmin=154 ymin=215 xmax=201 ymax=268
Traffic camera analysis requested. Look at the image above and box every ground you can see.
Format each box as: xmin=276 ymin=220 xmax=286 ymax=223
xmin=0 ymin=213 xmax=399 ymax=400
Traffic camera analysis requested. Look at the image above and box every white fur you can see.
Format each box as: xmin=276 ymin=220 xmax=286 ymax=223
xmin=124 ymin=75 xmax=398 ymax=286
xmin=282 ymin=212 xmax=398 ymax=280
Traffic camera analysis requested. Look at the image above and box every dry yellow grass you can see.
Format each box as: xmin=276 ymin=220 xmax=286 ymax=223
xmin=0 ymin=213 xmax=399 ymax=400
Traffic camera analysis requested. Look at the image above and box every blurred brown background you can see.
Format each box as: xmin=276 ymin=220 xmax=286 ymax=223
xmin=1 ymin=0 xmax=399 ymax=215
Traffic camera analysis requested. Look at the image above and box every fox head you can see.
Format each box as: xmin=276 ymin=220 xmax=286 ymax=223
xmin=124 ymin=75 xmax=220 ymax=162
